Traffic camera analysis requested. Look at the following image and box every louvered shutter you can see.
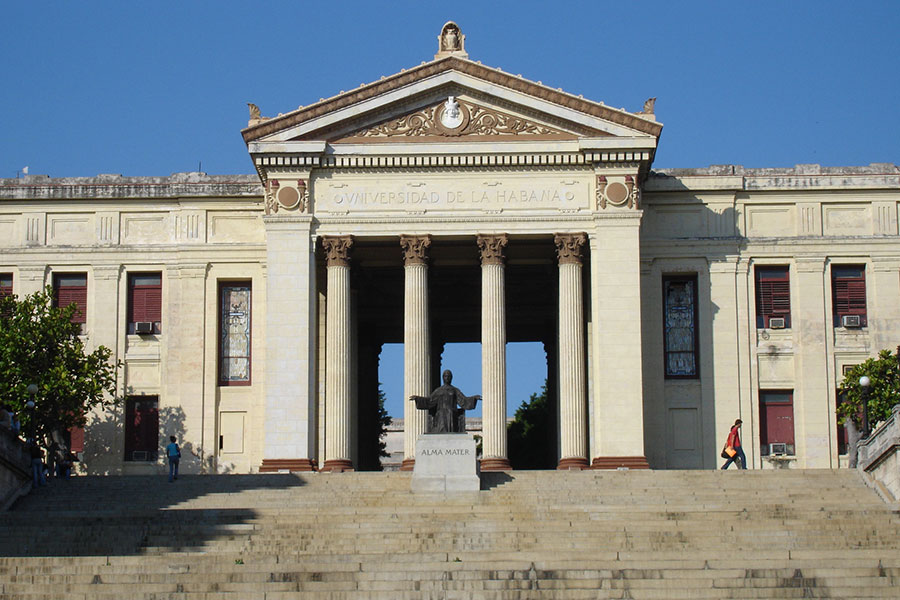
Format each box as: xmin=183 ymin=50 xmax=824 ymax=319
xmin=56 ymin=285 xmax=87 ymax=323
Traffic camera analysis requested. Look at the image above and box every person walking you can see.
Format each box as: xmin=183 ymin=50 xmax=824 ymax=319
xmin=721 ymin=419 xmax=746 ymax=470
xmin=166 ymin=435 xmax=181 ymax=482
xmin=30 ymin=442 xmax=47 ymax=488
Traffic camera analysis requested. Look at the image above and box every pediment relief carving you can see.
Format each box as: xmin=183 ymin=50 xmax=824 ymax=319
xmin=335 ymin=97 xmax=575 ymax=142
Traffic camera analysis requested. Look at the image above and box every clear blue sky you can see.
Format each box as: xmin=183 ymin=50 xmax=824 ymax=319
xmin=3 ymin=2 xmax=898 ymax=417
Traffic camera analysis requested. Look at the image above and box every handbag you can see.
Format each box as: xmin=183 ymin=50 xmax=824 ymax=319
xmin=721 ymin=445 xmax=736 ymax=459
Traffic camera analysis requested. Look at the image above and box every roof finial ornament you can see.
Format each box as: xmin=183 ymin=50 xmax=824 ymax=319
xmin=435 ymin=21 xmax=468 ymax=60
xmin=641 ymin=97 xmax=656 ymax=115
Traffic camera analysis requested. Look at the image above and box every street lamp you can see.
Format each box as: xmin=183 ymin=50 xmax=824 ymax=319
xmin=858 ymin=375 xmax=871 ymax=438
xmin=25 ymin=384 xmax=37 ymax=442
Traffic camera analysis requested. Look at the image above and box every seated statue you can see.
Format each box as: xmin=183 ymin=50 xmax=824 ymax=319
xmin=411 ymin=369 xmax=480 ymax=433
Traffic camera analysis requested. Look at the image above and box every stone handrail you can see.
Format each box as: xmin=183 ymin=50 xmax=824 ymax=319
xmin=0 ymin=426 xmax=31 ymax=510
xmin=857 ymin=404 xmax=900 ymax=503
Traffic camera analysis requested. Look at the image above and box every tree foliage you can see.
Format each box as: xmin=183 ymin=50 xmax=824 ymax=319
xmin=508 ymin=380 xmax=556 ymax=470
xmin=357 ymin=384 xmax=392 ymax=471
xmin=837 ymin=347 xmax=900 ymax=428
xmin=0 ymin=287 xmax=121 ymax=443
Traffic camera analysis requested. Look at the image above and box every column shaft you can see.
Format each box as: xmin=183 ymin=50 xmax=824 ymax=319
xmin=555 ymin=233 xmax=589 ymax=469
xmin=402 ymin=261 xmax=430 ymax=470
xmin=478 ymin=234 xmax=510 ymax=471
xmin=400 ymin=235 xmax=431 ymax=470
xmin=322 ymin=236 xmax=353 ymax=472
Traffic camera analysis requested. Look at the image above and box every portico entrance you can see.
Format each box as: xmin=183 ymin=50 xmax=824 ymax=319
xmin=247 ymin=22 xmax=657 ymax=473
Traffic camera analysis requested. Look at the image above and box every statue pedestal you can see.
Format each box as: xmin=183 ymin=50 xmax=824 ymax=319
xmin=411 ymin=434 xmax=480 ymax=492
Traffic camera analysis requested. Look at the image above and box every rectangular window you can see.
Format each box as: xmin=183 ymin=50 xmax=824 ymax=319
xmin=663 ymin=275 xmax=698 ymax=378
xmin=835 ymin=389 xmax=849 ymax=455
xmin=755 ymin=266 xmax=791 ymax=328
xmin=219 ymin=282 xmax=252 ymax=385
xmin=832 ymin=265 xmax=866 ymax=327
xmin=124 ymin=396 xmax=159 ymax=462
xmin=128 ymin=273 xmax=162 ymax=334
xmin=0 ymin=273 xmax=12 ymax=298
xmin=759 ymin=390 xmax=795 ymax=455
xmin=53 ymin=273 xmax=88 ymax=325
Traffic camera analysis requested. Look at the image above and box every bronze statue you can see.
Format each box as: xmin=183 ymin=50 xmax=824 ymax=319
xmin=412 ymin=370 xmax=480 ymax=433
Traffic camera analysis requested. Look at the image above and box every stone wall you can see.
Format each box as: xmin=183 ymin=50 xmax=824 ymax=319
xmin=858 ymin=404 xmax=900 ymax=502
xmin=0 ymin=428 xmax=30 ymax=510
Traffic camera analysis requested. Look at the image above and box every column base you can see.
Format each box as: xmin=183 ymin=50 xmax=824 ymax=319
xmin=591 ymin=456 xmax=650 ymax=470
xmin=259 ymin=459 xmax=317 ymax=473
xmin=321 ymin=459 xmax=354 ymax=473
xmin=480 ymin=457 xmax=512 ymax=471
xmin=400 ymin=459 xmax=415 ymax=471
xmin=557 ymin=457 xmax=590 ymax=470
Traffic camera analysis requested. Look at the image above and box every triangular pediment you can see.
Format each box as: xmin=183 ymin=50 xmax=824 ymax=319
xmin=330 ymin=96 xmax=586 ymax=143
xmin=243 ymin=57 xmax=662 ymax=147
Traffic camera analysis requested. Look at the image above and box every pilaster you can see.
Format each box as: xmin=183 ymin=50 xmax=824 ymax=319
xmin=259 ymin=215 xmax=318 ymax=473
xmin=870 ymin=257 xmax=900 ymax=353
xmin=164 ymin=262 xmax=209 ymax=473
xmin=794 ymin=257 xmax=830 ymax=467
xmin=707 ymin=257 xmax=743 ymax=467
xmin=589 ymin=213 xmax=649 ymax=469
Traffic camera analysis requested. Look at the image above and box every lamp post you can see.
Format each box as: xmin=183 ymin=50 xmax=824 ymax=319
xmin=25 ymin=384 xmax=37 ymax=443
xmin=858 ymin=375 xmax=871 ymax=439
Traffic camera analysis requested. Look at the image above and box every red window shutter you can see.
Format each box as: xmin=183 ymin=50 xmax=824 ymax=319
xmin=834 ymin=277 xmax=866 ymax=317
xmin=131 ymin=286 xmax=161 ymax=322
xmin=57 ymin=286 xmax=87 ymax=323
xmin=69 ymin=425 xmax=85 ymax=453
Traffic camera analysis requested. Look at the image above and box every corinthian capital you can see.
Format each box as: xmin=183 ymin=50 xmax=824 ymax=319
xmin=554 ymin=232 xmax=587 ymax=265
xmin=400 ymin=234 xmax=432 ymax=266
xmin=322 ymin=235 xmax=354 ymax=267
xmin=477 ymin=234 xmax=508 ymax=266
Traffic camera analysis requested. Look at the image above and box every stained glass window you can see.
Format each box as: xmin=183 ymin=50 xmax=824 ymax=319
xmin=219 ymin=283 xmax=251 ymax=385
xmin=664 ymin=276 xmax=698 ymax=378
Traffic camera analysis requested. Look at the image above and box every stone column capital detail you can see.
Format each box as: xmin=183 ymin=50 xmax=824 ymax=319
xmin=477 ymin=234 xmax=508 ymax=265
xmin=554 ymin=232 xmax=587 ymax=265
xmin=322 ymin=235 xmax=354 ymax=267
xmin=400 ymin=234 xmax=432 ymax=266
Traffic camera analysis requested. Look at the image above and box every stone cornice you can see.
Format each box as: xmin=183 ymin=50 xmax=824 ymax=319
xmin=241 ymin=57 xmax=662 ymax=143
xmin=0 ymin=174 xmax=262 ymax=201
xmin=646 ymin=164 xmax=900 ymax=193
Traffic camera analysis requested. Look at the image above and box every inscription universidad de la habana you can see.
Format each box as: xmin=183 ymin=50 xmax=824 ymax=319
xmin=319 ymin=183 xmax=589 ymax=211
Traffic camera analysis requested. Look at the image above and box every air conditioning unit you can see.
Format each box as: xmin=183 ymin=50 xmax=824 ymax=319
xmin=769 ymin=443 xmax=787 ymax=455
xmin=841 ymin=315 xmax=862 ymax=328
xmin=135 ymin=321 xmax=153 ymax=334
xmin=768 ymin=317 xmax=786 ymax=329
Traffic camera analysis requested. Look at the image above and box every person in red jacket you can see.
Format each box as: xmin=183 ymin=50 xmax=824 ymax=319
xmin=721 ymin=419 xmax=746 ymax=470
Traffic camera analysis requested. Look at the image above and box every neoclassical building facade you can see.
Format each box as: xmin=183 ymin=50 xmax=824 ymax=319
xmin=2 ymin=24 xmax=898 ymax=474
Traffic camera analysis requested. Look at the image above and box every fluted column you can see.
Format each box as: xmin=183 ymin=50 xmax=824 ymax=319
xmin=478 ymin=234 xmax=511 ymax=471
xmin=400 ymin=234 xmax=432 ymax=471
xmin=322 ymin=235 xmax=354 ymax=472
xmin=555 ymin=233 xmax=589 ymax=469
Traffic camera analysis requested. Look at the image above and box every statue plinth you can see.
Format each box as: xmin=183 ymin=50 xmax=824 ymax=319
xmin=411 ymin=434 xmax=480 ymax=492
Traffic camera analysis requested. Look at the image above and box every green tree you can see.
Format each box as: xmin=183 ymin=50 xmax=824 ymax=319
xmin=507 ymin=380 xmax=556 ymax=469
xmin=357 ymin=384 xmax=392 ymax=471
xmin=0 ymin=287 xmax=121 ymax=446
xmin=837 ymin=347 xmax=900 ymax=429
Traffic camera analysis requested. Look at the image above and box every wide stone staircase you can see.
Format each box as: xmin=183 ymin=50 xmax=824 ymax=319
xmin=1 ymin=469 xmax=898 ymax=599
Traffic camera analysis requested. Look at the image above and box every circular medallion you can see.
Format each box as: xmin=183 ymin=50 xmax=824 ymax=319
xmin=605 ymin=181 xmax=629 ymax=206
xmin=435 ymin=96 xmax=469 ymax=136
xmin=277 ymin=186 xmax=301 ymax=209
